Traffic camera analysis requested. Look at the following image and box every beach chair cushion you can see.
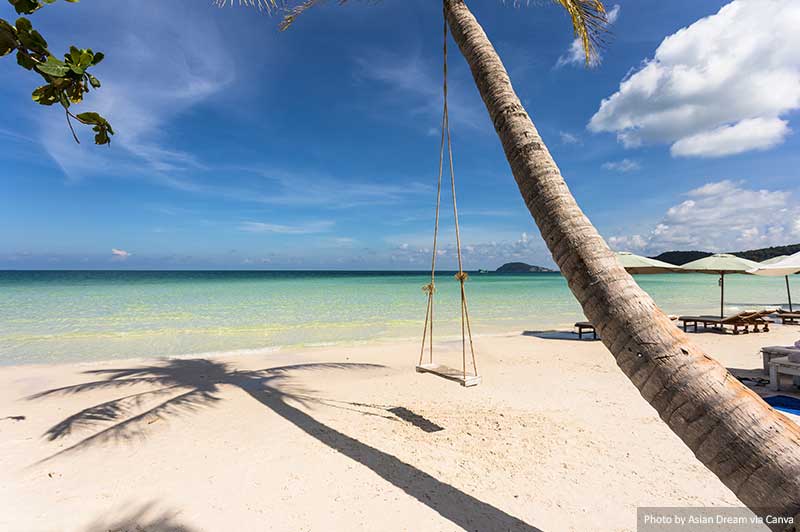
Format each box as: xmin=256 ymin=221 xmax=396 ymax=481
xmin=765 ymin=395 xmax=800 ymax=416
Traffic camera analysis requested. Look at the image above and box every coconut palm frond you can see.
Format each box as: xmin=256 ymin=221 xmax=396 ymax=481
xmin=44 ymin=385 xmax=187 ymax=441
xmin=212 ymin=0 xmax=350 ymax=31
xmin=280 ymin=0 xmax=359 ymax=32
xmin=36 ymin=388 xmax=221 ymax=464
xmin=279 ymin=0 xmax=327 ymax=31
xmin=212 ymin=0 xmax=283 ymax=13
xmin=551 ymin=0 xmax=609 ymax=66
xmin=220 ymin=0 xmax=609 ymax=57
xmin=26 ymin=376 xmax=168 ymax=399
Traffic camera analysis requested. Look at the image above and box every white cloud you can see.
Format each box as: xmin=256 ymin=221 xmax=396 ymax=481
xmin=608 ymin=234 xmax=647 ymax=252
xmin=670 ymin=117 xmax=790 ymax=158
xmin=606 ymin=4 xmax=621 ymax=24
xmin=556 ymin=4 xmax=620 ymax=68
xmin=602 ymin=158 xmax=640 ymax=172
xmin=388 ymin=230 xmax=553 ymax=269
xmin=354 ymin=49 xmax=485 ymax=132
xmin=111 ymin=248 xmax=131 ymax=259
xmin=556 ymin=39 xmax=590 ymax=69
xmin=608 ymin=180 xmax=799 ymax=253
xmin=0 ymin=127 xmax=36 ymax=144
xmin=589 ymin=0 xmax=800 ymax=157
xmin=458 ymin=208 xmax=515 ymax=218
xmin=332 ymin=237 xmax=356 ymax=247
xmin=230 ymin=167 xmax=430 ymax=208
xmin=559 ymin=131 xmax=580 ymax=144
xmin=239 ymin=221 xmax=335 ymax=235
xmin=129 ymin=165 xmax=431 ymax=210
xmin=41 ymin=1 xmax=235 ymax=180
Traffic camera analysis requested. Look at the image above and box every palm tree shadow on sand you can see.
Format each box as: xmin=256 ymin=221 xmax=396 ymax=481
xmin=29 ymin=358 xmax=542 ymax=532
xmin=81 ymin=502 xmax=196 ymax=532
xmin=521 ymin=330 xmax=597 ymax=342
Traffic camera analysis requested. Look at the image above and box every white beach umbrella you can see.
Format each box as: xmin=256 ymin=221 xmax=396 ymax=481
xmin=747 ymin=252 xmax=800 ymax=312
xmin=681 ymin=253 xmax=761 ymax=318
xmin=760 ymin=255 xmax=790 ymax=266
xmin=615 ymin=251 xmax=681 ymax=274
xmin=748 ymin=252 xmax=800 ymax=276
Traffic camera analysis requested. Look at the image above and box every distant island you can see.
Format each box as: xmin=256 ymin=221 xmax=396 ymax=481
xmin=495 ymin=262 xmax=556 ymax=273
xmin=652 ymin=243 xmax=800 ymax=265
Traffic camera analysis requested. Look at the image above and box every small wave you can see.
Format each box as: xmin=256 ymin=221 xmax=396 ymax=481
xmin=300 ymin=342 xmax=338 ymax=348
xmin=171 ymin=345 xmax=284 ymax=360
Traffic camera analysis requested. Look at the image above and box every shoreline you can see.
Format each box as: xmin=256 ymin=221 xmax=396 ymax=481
xmin=0 ymin=326 xmax=569 ymax=370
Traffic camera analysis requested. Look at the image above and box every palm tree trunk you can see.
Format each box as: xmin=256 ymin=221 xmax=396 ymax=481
xmin=443 ymin=0 xmax=800 ymax=522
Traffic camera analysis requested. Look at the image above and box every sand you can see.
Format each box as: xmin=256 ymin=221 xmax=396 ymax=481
xmin=1 ymin=325 xmax=799 ymax=532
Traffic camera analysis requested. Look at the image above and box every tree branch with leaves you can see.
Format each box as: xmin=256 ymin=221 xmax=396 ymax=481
xmin=0 ymin=0 xmax=113 ymax=144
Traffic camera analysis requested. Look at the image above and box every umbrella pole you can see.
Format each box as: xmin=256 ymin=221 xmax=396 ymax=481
xmin=787 ymin=275 xmax=793 ymax=312
xmin=720 ymin=273 xmax=725 ymax=318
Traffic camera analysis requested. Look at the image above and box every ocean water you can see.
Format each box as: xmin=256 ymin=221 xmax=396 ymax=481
xmin=0 ymin=270 xmax=794 ymax=365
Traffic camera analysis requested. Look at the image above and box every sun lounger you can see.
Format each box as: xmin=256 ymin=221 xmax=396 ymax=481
xmin=574 ymin=316 xmax=677 ymax=340
xmin=775 ymin=309 xmax=800 ymax=325
xmin=760 ymin=345 xmax=800 ymax=374
xmin=765 ymin=395 xmax=800 ymax=416
xmin=769 ymin=356 xmax=800 ymax=391
xmin=744 ymin=309 xmax=777 ymax=332
xmin=678 ymin=312 xmax=753 ymax=334
xmin=574 ymin=321 xmax=596 ymax=340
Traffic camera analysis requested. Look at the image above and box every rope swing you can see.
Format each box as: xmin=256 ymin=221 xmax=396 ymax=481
xmin=416 ymin=2 xmax=480 ymax=388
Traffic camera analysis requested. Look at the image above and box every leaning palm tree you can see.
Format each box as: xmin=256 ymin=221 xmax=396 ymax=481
xmin=220 ymin=0 xmax=800 ymax=522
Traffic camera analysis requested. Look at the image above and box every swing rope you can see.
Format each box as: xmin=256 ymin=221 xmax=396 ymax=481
xmin=418 ymin=1 xmax=478 ymax=384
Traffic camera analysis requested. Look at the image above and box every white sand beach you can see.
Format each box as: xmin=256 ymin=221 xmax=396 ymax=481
xmin=2 ymin=326 xmax=798 ymax=532
xmin=4 ymin=0 xmax=800 ymax=528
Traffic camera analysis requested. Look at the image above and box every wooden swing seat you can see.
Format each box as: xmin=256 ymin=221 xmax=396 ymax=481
xmin=416 ymin=363 xmax=481 ymax=387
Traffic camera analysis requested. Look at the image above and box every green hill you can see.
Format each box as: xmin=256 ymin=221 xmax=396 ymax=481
xmin=495 ymin=262 xmax=555 ymax=273
xmin=652 ymin=244 xmax=800 ymax=265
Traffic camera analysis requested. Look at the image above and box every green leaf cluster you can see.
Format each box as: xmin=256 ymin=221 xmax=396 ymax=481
xmin=31 ymin=46 xmax=104 ymax=106
xmin=1 ymin=0 xmax=113 ymax=145
xmin=75 ymin=111 xmax=113 ymax=145
xmin=9 ymin=0 xmax=78 ymax=16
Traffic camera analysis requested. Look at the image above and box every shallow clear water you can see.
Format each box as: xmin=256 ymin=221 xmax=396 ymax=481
xmin=0 ymin=270 xmax=794 ymax=365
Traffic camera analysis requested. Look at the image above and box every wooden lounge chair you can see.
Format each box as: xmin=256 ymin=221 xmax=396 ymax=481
xmin=574 ymin=316 xmax=676 ymax=340
xmin=574 ymin=321 xmax=597 ymax=340
xmin=776 ymin=309 xmax=800 ymax=325
xmin=678 ymin=312 xmax=753 ymax=335
xmin=744 ymin=309 xmax=777 ymax=332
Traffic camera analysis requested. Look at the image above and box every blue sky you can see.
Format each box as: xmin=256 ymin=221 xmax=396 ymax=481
xmin=1 ymin=0 xmax=799 ymax=269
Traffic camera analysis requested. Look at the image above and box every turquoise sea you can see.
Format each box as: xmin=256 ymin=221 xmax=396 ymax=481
xmin=0 ymin=270 xmax=794 ymax=365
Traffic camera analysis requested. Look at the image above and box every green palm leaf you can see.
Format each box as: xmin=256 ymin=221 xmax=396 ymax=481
xmin=214 ymin=0 xmax=610 ymax=65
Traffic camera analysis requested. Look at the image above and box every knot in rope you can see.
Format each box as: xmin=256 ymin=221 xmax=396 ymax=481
xmin=454 ymin=271 xmax=469 ymax=282
xmin=422 ymin=283 xmax=436 ymax=295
